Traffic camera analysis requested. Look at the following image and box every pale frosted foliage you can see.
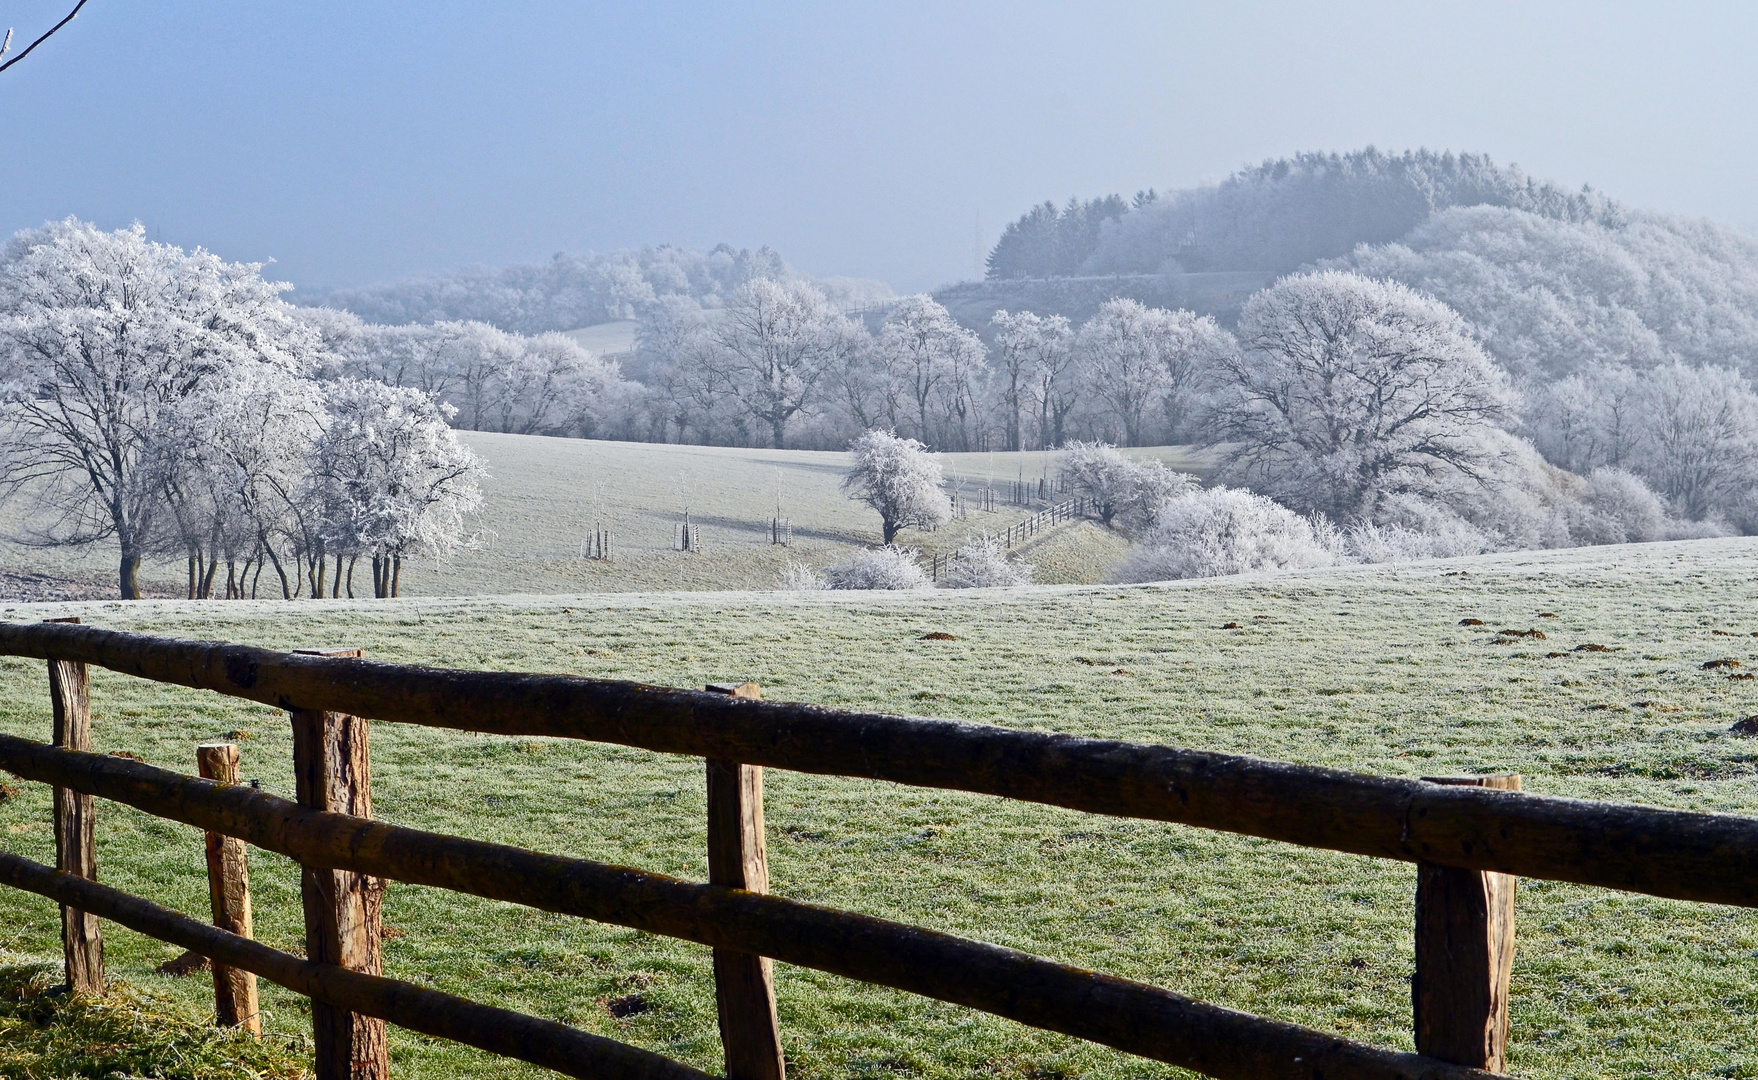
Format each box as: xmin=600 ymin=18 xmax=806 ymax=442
xmin=1211 ymin=271 xmax=1513 ymax=523
xmin=1527 ymin=362 xmax=1758 ymax=522
xmin=1059 ymin=442 xmax=1194 ymax=531
xmin=1074 ymin=299 xmax=1234 ymax=444
xmin=308 ymin=380 xmax=486 ymax=562
xmin=0 ymin=218 xmax=322 ymax=595
xmin=776 ymin=561 xmax=826 ymax=591
xmin=841 ymin=429 xmax=952 ymax=543
xmin=821 ymin=546 xmax=932 ymax=590
xmin=1113 ymin=486 xmax=1340 ymax=582
xmin=990 ymin=309 xmax=1075 ymax=451
xmin=309 ymin=308 xmax=630 ymax=438
xmin=1339 ymin=205 xmax=1758 ymax=381
xmin=707 ymin=278 xmax=856 ymax=448
xmin=875 ymin=295 xmax=989 ymax=449
xmin=942 ymin=535 xmax=1034 ymax=588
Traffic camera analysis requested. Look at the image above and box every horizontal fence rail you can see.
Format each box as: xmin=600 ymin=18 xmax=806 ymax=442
xmin=3 ymin=622 xmax=1757 ymax=906
xmin=0 ymin=735 xmax=1493 ymax=1080
xmin=0 ymin=845 xmax=712 ymax=1080
xmin=2 ymin=619 xmax=1756 ymax=1079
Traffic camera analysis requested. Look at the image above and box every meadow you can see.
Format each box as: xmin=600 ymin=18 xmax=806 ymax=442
xmin=0 ymin=436 xmax=1205 ymax=600
xmin=2 ymin=538 xmax=1758 ymax=1077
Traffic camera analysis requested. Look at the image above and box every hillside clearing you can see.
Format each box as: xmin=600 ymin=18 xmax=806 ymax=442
xmin=2 ymin=538 xmax=1757 ymax=1077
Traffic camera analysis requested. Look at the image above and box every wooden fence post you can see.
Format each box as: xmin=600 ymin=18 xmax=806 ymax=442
xmin=290 ymin=648 xmax=388 ymax=1080
xmin=1413 ymin=774 xmax=1520 ymax=1072
xmin=46 ymin=615 xmax=102 ymax=995
xmin=704 ymin=682 xmax=785 ymax=1080
xmin=197 ymin=742 xmax=260 ymax=1034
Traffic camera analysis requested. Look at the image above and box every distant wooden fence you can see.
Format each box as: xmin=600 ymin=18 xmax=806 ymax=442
xmin=5 ymin=621 xmax=1758 ymax=1079
xmin=930 ymin=498 xmax=1088 ymax=580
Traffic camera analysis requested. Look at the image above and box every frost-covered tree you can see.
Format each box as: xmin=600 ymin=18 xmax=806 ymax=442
xmin=1072 ymin=300 xmax=1236 ymax=445
xmin=991 ymin=309 xmax=1073 ymax=451
xmin=1209 ymin=271 xmax=1514 ymax=523
xmin=1527 ymin=362 xmax=1758 ymax=523
xmin=875 ymin=296 xmax=988 ymax=447
xmin=1058 ymin=442 xmax=1193 ymax=531
xmin=0 ymin=219 xmax=323 ymax=599
xmin=840 ymin=429 xmax=952 ymax=544
xmin=308 ymin=380 xmax=485 ymax=598
xmin=706 ymin=278 xmax=854 ymax=448
xmin=150 ymin=361 xmax=324 ymax=599
xmin=1073 ymin=300 xmax=1171 ymax=446
xmin=1626 ymin=363 xmax=1758 ymax=521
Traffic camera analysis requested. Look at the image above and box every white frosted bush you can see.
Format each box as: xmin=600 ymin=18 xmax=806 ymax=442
xmin=1059 ymin=442 xmax=1195 ymax=532
xmin=821 ymin=546 xmax=932 ymax=590
xmin=1346 ymin=495 xmax=1492 ymax=562
xmin=1570 ymin=468 xmax=1670 ymax=545
xmin=1112 ymin=486 xmax=1340 ymax=582
xmin=942 ymin=535 xmax=1034 ymax=588
xmin=776 ymin=562 xmax=825 ymax=591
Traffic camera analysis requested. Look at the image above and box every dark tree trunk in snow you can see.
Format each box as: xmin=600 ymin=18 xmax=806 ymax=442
xmin=119 ymin=552 xmax=142 ymax=600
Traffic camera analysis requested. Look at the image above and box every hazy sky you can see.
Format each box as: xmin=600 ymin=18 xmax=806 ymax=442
xmin=3 ymin=2 xmax=1755 ymax=294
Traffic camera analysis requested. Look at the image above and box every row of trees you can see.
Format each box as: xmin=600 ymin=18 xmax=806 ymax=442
xmin=0 ymin=220 xmax=484 ymax=600
xmin=625 ymin=281 xmax=1238 ymax=453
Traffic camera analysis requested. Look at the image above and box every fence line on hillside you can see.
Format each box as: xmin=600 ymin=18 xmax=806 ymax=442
xmin=930 ymin=497 xmax=1088 ymax=580
xmin=6 ymin=620 xmax=1758 ymax=1078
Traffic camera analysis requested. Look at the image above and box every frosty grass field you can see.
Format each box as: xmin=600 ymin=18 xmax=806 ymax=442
xmin=0 ymin=435 xmax=1212 ymax=598
xmin=4 ymin=534 xmax=1758 ymax=1077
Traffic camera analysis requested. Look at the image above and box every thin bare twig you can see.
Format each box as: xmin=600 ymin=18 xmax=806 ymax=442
xmin=0 ymin=0 xmax=90 ymax=75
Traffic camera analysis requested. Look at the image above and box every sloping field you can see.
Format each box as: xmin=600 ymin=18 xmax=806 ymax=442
xmin=0 ymin=435 xmax=1203 ymax=598
xmin=2 ymin=538 xmax=1757 ymax=1077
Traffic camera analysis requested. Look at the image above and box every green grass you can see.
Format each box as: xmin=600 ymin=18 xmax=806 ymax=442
xmin=0 ymin=435 xmax=1205 ymax=598
xmin=3 ymin=538 xmax=1758 ymax=1077
xmin=0 ymin=957 xmax=308 ymax=1078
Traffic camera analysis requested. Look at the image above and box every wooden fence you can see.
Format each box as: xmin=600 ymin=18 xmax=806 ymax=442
xmin=3 ymin=620 xmax=1758 ymax=1079
xmin=931 ymin=497 xmax=1088 ymax=580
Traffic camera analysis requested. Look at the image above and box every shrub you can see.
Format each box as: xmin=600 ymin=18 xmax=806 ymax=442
xmin=942 ymin=535 xmax=1034 ymax=588
xmin=776 ymin=562 xmax=825 ymax=590
xmin=1059 ymin=442 xmax=1194 ymax=532
xmin=821 ymin=546 xmax=932 ymax=590
xmin=1112 ymin=486 xmax=1339 ymax=582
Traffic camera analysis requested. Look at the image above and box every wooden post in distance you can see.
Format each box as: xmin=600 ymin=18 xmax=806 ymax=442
xmin=1414 ymin=773 xmax=1520 ymax=1072
xmin=197 ymin=741 xmax=260 ymax=1033
xmin=290 ymin=647 xmax=388 ymax=1080
xmin=704 ymin=681 xmax=785 ymax=1080
xmin=47 ymin=615 xmax=102 ymax=995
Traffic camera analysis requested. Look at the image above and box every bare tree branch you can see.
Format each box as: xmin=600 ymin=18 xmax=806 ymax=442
xmin=0 ymin=0 xmax=89 ymax=75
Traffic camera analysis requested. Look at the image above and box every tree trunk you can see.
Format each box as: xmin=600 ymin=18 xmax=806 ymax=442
xmin=332 ymin=554 xmax=344 ymax=599
xmin=346 ymin=557 xmax=357 ymax=599
xmin=771 ymin=417 xmax=786 ymax=450
xmin=187 ymin=554 xmax=197 ymax=600
xmin=391 ymin=555 xmax=402 ymax=598
xmin=882 ymin=518 xmax=899 ymax=545
xmin=263 ymin=542 xmax=293 ymax=601
xmin=371 ymin=555 xmax=384 ymax=599
xmin=119 ymin=552 xmax=142 ymax=601
xmin=200 ymin=553 xmax=221 ymax=600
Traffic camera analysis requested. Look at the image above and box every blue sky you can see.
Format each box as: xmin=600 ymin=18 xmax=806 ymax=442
xmin=3 ymin=2 xmax=1755 ymax=294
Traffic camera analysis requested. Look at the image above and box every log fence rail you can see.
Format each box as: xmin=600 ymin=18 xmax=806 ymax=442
xmin=0 ymin=619 xmax=1753 ymax=1079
